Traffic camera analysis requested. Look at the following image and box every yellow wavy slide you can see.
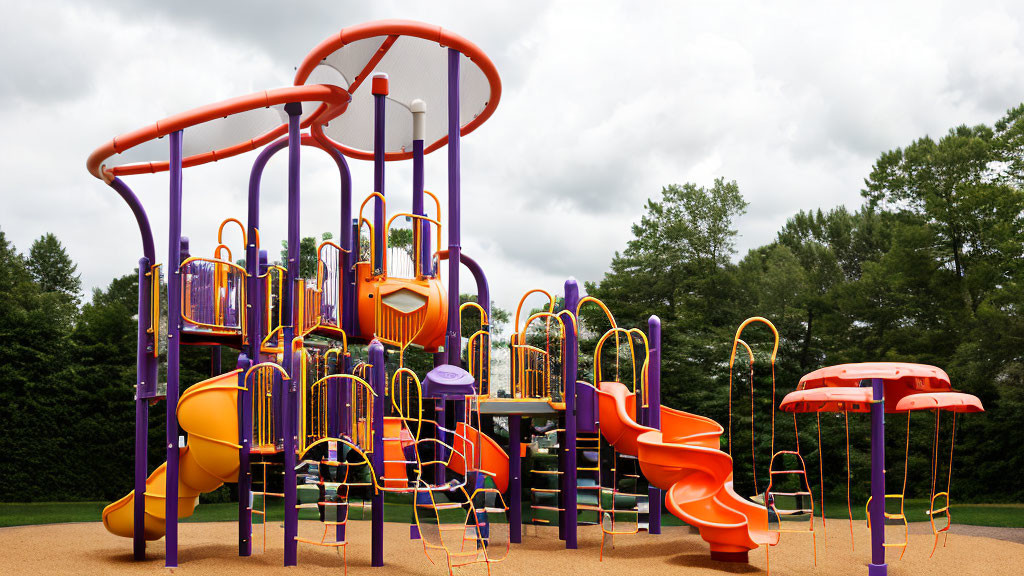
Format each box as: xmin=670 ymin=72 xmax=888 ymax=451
xmin=103 ymin=369 xmax=242 ymax=540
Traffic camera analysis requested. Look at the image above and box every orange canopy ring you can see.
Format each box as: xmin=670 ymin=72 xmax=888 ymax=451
xmin=87 ymin=85 xmax=350 ymax=181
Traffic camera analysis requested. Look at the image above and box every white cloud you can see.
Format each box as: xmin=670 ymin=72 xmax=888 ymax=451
xmin=2 ymin=0 xmax=1024 ymax=323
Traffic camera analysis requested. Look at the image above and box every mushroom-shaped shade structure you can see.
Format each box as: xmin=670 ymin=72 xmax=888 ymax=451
xmin=294 ymin=20 xmax=501 ymax=161
xmin=86 ymin=85 xmax=350 ymax=181
xmin=779 ymin=362 xmax=983 ymax=414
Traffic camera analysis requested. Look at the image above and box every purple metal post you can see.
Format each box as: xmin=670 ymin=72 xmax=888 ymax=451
xmin=369 ymin=340 xmax=386 ymax=567
xmin=508 ymin=414 xmax=522 ymax=543
xmin=455 ymin=251 xmax=489 ymax=318
xmin=563 ymin=280 xmax=579 ymax=548
xmin=372 ymin=74 xmax=387 ymax=277
xmin=869 ymin=378 xmax=887 ymax=575
xmin=336 ymin=151 xmax=353 ymax=336
xmin=434 ymin=399 xmax=446 ymax=486
xmin=281 ymin=103 xmax=302 ymax=567
xmin=211 ymin=346 xmax=221 ymax=376
xmin=236 ymin=353 xmax=252 ymax=556
xmin=338 ymin=353 xmax=352 ymax=544
xmin=133 ymin=258 xmax=150 ymax=560
xmin=647 ymin=315 xmax=662 ymax=534
xmin=412 ymin=101 xmax=430 ymax=276
xmin=446 ymin=48 xmax=462 ymax=366
xmin=110 ymin=176 xmax=157 ymax=561
xmin=165 ymin=129 xmax=183 ymax=568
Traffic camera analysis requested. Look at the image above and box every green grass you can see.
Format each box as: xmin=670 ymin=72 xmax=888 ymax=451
xmin=3 ymin=499 xmax=1022 ymax=529
xmin=820 ymin=499 xmax=1024 ymax=528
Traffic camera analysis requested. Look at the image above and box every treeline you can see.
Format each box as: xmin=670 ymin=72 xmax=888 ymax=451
xmin=0 ymin=231 xmax=227 ymax=502
xmin=586 ymin=105 xmax=1024 ymax=503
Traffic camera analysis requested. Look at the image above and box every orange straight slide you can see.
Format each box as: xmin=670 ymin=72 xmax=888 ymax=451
xmin=596 ymin=381 xmax=777 ymax=562
xmin=103 ymin=370 xmax=243 ymax=540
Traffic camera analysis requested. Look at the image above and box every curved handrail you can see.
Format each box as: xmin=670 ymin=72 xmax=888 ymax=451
xmin=259 ymin=265 xmax=286 ymax=351
xmin=147 ymin=264 xmax=161 ymax=356
xmin=385 ymin=211 xmax=443 ymax=278
xmin=358 ymin=193 xmax=386 ymax=274
xmin=514 ymin=289 xmax=555 ymax=334
xmin=390 ymin=367 xmax=424 ymax=443
xmin=516 ymin=311 xmax=574 ymax=400
xmin=729 ymin=317 xmax=779 ymax=369
xmin=218 ymin=217 xmax=246 ymax=245
xmin=576 ymin=295 xmax=616 ymax=328
xmin=460 ymin=301 xmax=489 ymax=326
xmin=726 ymin=316 xmax=779 ymax=464
xmin=594 ymin=327 xmax=650 ymax=402
xmin=214 ymin=244 xmax=233 ymax=263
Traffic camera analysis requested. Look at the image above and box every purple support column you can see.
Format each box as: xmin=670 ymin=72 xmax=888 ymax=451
xmin=133 ymin=258 xmax=150 ymax=560
xmin=281 ymin=102 xmax=302 ymax=567
xmin=165 ymin=129 xmax=183 ymax=568
xmin=369 ymin=340 xmax=386 ymax=567
xmin=869 ymin=378 xmax=887 ymax=575
xmin=338 ymin=353 xmax=351 ymax=544
xmin=211 ymin=346 xmax=221 ymax=376
xmin=371 ymin=74 xmax=388 ymax=277
xmin=508 ymin=414 xmax=522 ymax=543
xmin=563 ymin=281 xmax=579 ymax=549
xmin=109 ymin=177 xmax=156 ymax=560
xmin=434 ymin=399 xmax=446 ymax=486
xmin=647 ymin=316 xmax=662 ymax=534
xmin=236 ymin=353 xmax=252 ymax=556
xmin=336 ymin=151 xmax=353 ymax=335
xmin=411 ymin=100 xmax=430 ymax=277
xmin=446 ymin=48 xmax=462 ymax=366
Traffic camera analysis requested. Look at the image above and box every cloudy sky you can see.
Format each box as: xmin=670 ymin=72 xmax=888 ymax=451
xmin=4 ymin=1 xmax=1024 ymax=321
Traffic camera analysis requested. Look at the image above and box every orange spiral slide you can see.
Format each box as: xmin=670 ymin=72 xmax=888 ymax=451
xmin=597 ymin=381 xmax=778 ymax=562
xmin=103 ymin=370 xmax=243 ymax=539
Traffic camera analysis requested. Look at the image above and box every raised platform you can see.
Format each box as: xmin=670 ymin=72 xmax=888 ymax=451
xmin=477 ymin=399 xmax=560 ymax=416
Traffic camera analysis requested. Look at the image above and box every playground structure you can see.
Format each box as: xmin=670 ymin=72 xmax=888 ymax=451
xmin=86 ymin=19 xmax=985 ymax=576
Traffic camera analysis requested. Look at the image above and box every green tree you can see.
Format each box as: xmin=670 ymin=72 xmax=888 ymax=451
xmin=280 ymin=232 xmax=333 ymax=279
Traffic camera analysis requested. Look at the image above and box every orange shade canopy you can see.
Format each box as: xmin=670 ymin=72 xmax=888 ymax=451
xmin=780 ymin=362 xmax=983 ymax=414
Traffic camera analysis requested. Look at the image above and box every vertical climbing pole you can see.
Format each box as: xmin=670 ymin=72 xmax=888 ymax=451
xmin=411 ymin=99 xmax=430 ymax=276
xmin=337 ymin=140 xmax=354 ymax=336
xmin=237 ymin=350 xmax=252 ymax=556
xmin=869 ymin=377 xmax=887 ymax=576
xmin=446 ymin=48 xmax=462 ymax=366
xmin=563 ymin=279 xmax=579 ymax=549
xmin=282 ymin=102 xmax=302 ymax=567
xmin=111 ymin=175 xmax=158 ymax=563
xmin=647 ymin=315 xmax=662 ymax=534
xmin=165 ymin=129 xmax=183 ymax=568
xmin=134 ymin=261 xmax=150 ymax=560
xmin=371 ymin=73 xmax=387 ymax=277
xmin=509 ymin=414 xmax=522 ymax=544
xmin=241 ymin=141 xmax=268 ymax=560
xmin=370 ymin=340 xmax=386 ymax=567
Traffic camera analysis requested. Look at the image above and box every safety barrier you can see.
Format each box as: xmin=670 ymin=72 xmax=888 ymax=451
xmin=181 ymin=256 xmax=246 ymax=335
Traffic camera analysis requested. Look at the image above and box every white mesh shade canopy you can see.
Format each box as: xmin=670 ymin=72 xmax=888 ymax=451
xmin=102 ymin=102 xmax=322 ymax=171
xmin=305 ymin=35 xmax=492 ymax=156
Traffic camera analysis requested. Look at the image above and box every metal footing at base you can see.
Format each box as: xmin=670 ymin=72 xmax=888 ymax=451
xmin=868 ymin=563 xmax=888 ymax=576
